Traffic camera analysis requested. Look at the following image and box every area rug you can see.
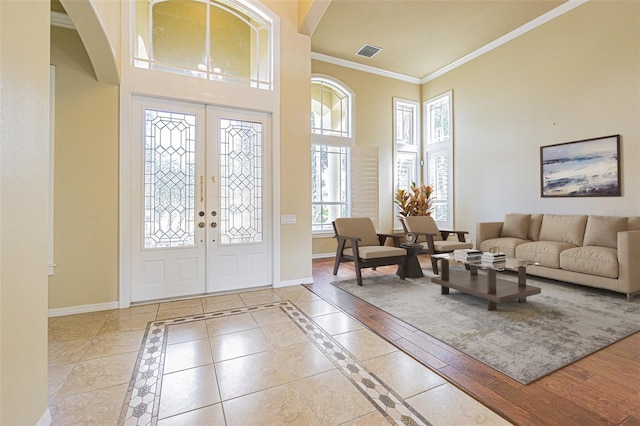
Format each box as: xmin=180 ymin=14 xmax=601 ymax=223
xmin=332 ymin=269 xmax=640 ymax=384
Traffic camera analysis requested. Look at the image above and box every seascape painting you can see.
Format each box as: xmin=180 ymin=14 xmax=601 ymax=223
xmin=540 ymin=135 xmax=620 ymax=197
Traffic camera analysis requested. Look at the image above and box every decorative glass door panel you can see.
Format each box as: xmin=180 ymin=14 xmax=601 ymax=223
xmin=219 ymin=119 xmax=263 ymax=245
xmin=144 ymin=110 xmax=197 ymax=248
xmin=207 ymin=107 xmax=272 ymax=293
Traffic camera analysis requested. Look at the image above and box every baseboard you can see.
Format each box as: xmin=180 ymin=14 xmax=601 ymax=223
xmin=274 ymin=277 xmax=314 ymax=288
xmin=48 ymin=301 xmax=120 ymax=318
xmin=36 ymin=408 xmax=52 ymax=426
xmin=312 ymin=252 xmax=334 ymax=259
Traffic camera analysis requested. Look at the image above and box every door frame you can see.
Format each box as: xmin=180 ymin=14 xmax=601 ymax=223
xmin=119 ymin=91 xmax=281 ymax=308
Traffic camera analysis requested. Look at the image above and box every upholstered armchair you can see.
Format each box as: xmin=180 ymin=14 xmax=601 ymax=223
xmin=400 ymin=216 xmax=472 ymax=274
xmin=333 ymin=218 xmax=407 ymax=286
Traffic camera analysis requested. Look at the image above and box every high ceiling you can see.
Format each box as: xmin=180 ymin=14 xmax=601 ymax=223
xmin=311 ymin=0 xmax=567 ymax=80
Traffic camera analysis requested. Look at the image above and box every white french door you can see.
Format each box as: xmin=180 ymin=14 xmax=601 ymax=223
xmin=130 ymin=97 xmax=272 ymax=302
xmin=205 ymin=106 xmax=272 ymax=293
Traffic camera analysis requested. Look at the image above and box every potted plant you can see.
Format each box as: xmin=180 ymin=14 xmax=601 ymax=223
xmin=394 ymin=182 xmax=433 ymax=217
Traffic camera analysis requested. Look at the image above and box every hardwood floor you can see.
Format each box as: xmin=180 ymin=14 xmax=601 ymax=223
xmin=307 ymin=256 xmax=640 ymax=426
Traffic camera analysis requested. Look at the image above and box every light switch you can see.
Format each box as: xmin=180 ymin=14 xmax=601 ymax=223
xmin=281 ymin=215 xmax=296 ymax=224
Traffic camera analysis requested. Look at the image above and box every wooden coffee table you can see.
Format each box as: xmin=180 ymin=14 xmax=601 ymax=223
xmin=431 ymin=254 xmax=541 ymax=311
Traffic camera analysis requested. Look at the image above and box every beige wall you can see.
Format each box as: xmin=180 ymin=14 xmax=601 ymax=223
xmin=0 ymin=1 xmax=50 ymax=423
xmin=422 ymin=1 xmax=640 ymax=241
xmin=310 ymin=61 xmax=420 ymax=256
xmin=267 ymin=0 xmax=314 ymax=282
xmin=49 ymin=26 xmax=120 ymax=309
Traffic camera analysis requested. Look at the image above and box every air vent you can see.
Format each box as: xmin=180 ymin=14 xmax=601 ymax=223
xmin=355 ymin=44 xmax=382 ymax=58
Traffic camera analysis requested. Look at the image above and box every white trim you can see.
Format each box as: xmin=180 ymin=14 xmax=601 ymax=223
xmin=312 ymin=252 xmax=334 ymax=259
xmin=48 ymin=301 xmax=120 ymax=318
xmin=36 ymin=408 xmax=52 ymax=426
xmin=50 ymin=11 xmax=75 ymax=30
xmin=311 ymin=52 xmax=421 ymax=84
xmin=312 ymin=231 xmax=334 ymax=239
xmin=311 ymin=1 xmax=588 ymax=84
xmin=274 ymin=277 xmax=314 ymax=288
xmin=311 ymin=134 xmax=354 ymax=148
xmin=271 ymin=109 xmax=282 ymax=297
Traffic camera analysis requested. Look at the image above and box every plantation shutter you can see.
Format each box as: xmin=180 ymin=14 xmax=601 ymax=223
xmin=350 ymin=146 xmax=379 ymax=229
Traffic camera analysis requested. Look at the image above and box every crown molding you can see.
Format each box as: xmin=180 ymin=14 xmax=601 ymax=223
xmin=51 ymin=11 xmax=75 ymax=30
xmin=311 ymin=52 xmax=421 ymax=84
xmin=312 ymin=0 xmax=589 ymax=86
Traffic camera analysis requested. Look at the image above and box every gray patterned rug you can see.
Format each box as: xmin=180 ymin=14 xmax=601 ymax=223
xmin=332 ymin=269 xmax=640 ymax=384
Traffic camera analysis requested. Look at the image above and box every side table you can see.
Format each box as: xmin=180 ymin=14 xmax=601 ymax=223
xmin=397 ymin=243 xmax=424 ymax=278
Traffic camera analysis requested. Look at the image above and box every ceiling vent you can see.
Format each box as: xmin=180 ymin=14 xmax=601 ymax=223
xmin=355 ymin=44 xmax=382 ymax=58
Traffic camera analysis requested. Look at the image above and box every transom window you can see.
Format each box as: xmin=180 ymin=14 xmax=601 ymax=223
xmin=311 ymin=76 xmax=354 ymax=233
xmin=133 ymin=0 xmax=273 ymax=90
xmin=311 ymin=78 xmax=351 ymax=140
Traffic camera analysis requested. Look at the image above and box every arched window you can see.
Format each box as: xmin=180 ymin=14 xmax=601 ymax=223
xmin=311 ymin=76 xmax=354 ymax=233
xmin=311 ymin=77 xmax=352 ymax=142
xmin=133 ymin=0 xmax=273 ymax=90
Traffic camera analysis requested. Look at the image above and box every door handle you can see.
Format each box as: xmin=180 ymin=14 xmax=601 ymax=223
xmin=211 ymin=222 xmax=217 ymax=228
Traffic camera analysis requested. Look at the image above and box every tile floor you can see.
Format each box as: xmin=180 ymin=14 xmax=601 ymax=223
xmin=48 ymin=285 xmax=512 ymax=426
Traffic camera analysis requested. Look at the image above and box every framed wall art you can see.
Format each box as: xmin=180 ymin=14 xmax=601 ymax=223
xmin=540 ymin=134 xmax=621 ymax=197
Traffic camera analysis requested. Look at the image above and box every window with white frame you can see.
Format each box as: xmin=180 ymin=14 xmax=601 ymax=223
xmin=311 ymin=77 xmax=353 ymax=233
xmin=133 ymin=0 xmax=273 ymax=90
xmin=393 ymin=98 xmax=419 ymax=228
xmin=424 ymin=91 xmax=453 ymax=229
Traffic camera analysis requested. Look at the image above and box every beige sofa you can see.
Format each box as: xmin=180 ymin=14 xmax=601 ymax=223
xmin=476 ymin=213 xmax=640 ymax=301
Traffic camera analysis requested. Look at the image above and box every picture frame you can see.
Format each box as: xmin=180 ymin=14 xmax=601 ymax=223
xmin=540 ymin=134 xmax=621 ymax=197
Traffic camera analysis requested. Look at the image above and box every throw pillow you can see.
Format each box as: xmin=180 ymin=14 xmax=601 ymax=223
xmin=500 ymin=213 xmax=531 ymax=240
xmin=538 ymin=214 xmax=588 ymax=246
xmin=583 ymin=216 xmax=628 ymax=249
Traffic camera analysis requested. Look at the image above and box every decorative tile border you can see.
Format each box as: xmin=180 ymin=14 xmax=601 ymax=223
xmin=119 ymin=301 xmax=431 ymax=426
xmin=282 ymin=303 xmax=431 ymax=426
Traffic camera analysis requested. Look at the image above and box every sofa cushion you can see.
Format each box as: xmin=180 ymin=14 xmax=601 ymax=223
xmin=628 ymin=217 xmax=640 ymax=231
xmin=516 ymin=241 xmax=578 ymax=268
xmin=501 ymin=213 xmax=530 ymax=239
xmin=528 ymin=214 xmax=544 ymax=241
xmin=560 ymin=246 xmax=619 ymax=279
xmin=538 ymin=214 xmax=588 ymax=246
xmin=420 ymin=240 xmax=473 ymax=252
xmin=344 ymin=246 xmax=406 ymax=259
xmin=480 ymin=237 xmax=529 ymax=258
xmin=583 ymin=216 xmax=628 ymax=249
